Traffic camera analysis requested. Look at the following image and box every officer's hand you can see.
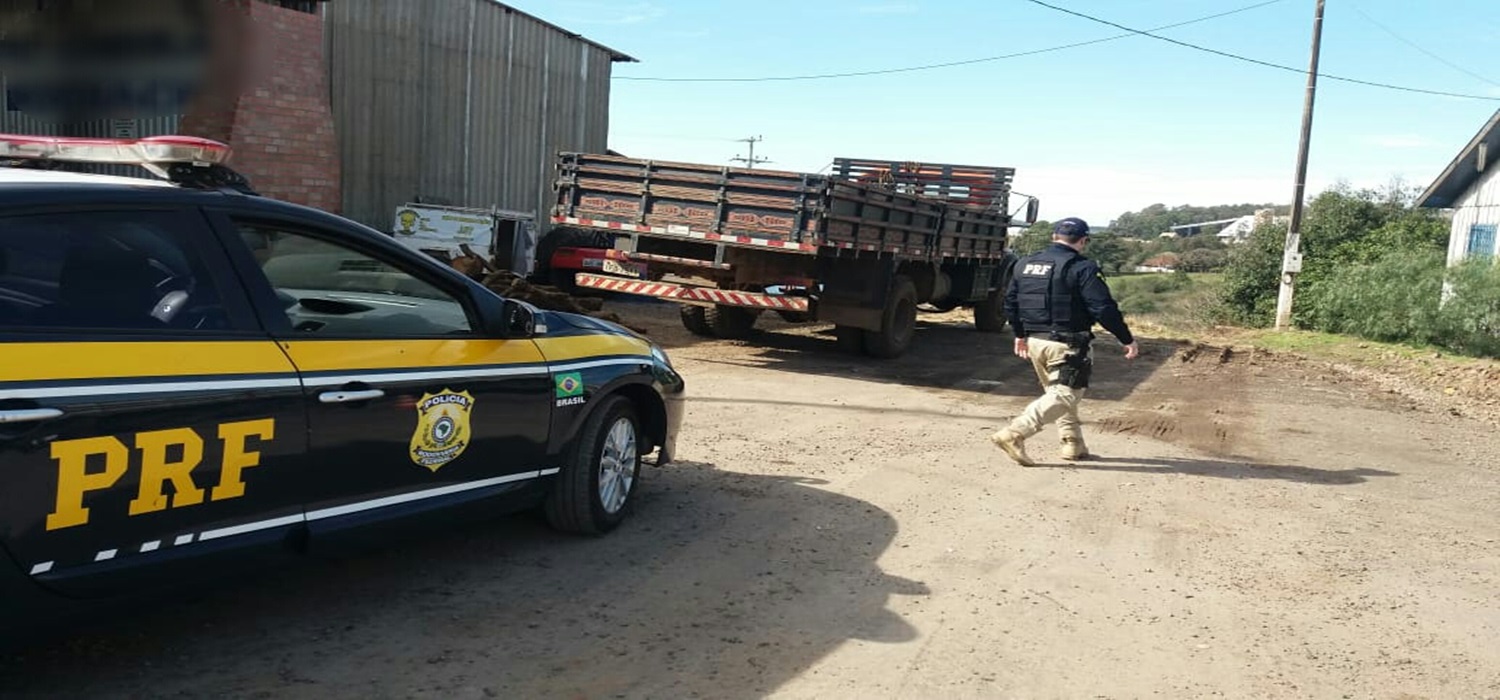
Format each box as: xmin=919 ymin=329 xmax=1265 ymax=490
xmin=1014 ymin=338 xmax=1029 ymax=359
xmin=1123 ymin=342 xmax=1140 ymax=360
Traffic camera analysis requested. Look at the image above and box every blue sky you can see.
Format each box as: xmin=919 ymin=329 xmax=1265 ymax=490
xmin=515 ymin=0 xmax=1500 ymax=225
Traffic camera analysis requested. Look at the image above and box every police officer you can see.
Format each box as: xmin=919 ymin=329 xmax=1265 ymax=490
xmin=991 ymin=217 xmax=1139 ymax=466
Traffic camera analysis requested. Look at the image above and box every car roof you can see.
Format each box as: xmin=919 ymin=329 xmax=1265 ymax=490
xmin=0 ymin=166 xmax=178 ymax=188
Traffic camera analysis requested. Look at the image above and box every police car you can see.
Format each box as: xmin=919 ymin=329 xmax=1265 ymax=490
xmin=0 ymin=135 xmax=684 ymax=632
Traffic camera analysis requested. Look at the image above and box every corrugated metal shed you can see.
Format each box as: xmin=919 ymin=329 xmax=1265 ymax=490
xmin=324 ymin=0 xmax=634 ymax=231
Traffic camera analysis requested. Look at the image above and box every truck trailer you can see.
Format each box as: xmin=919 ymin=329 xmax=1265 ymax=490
xmin=550 ymin=153 xmax=1036 ymax=358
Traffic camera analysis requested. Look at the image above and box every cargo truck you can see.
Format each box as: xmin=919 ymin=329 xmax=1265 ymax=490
xmin=550 ymin=153 xmax=1038 ymax=358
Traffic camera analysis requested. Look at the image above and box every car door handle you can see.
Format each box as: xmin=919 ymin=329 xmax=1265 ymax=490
xmin=0 ymin=408 xmax=65 ymax=424
xmin=318 ymin=389 xmax=386 ymax=404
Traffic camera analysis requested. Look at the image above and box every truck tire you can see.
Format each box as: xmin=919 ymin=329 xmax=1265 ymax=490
xmin=974 ymin=288 xmax=1008 ymax=333
xmin=834 ymin=325 xmax=865 ymax=354
xmin=777 ymin=310 xmax=811 ymax=323
xmin=679 ymin=305 xmax=714 ymax=337
xmin=706 ymin=305 xmax=757 ymax=339
xmin=863 ymin=276 xmax=918 ymax=359
xmin=545 ymin=396 xmax=640 ymax=535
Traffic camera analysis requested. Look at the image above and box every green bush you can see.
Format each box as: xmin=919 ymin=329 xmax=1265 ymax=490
xmin=1302 ymin=252 xmax=1500 ymax=358
xmin=1303 ymin=250 xmax=1446 ymax=344
xmin=1438 ymin=259 xmax=1500 ymax=357
xmin=1219 ymin=222 xmax=1285 ymax=326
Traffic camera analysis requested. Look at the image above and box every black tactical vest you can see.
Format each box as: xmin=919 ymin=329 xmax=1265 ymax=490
xmin=1014 ymin=245 xmax=1089 ymax=334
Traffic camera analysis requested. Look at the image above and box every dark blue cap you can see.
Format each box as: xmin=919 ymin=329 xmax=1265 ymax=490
xmin=1054 ymin=217 xmax=1090 ymax=239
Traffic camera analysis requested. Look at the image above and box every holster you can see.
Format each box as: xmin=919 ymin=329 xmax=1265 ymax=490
xmin=1051 ymin=334 xmax=1094 ymax=389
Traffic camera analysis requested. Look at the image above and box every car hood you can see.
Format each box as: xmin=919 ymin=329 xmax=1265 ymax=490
xmin=541 ymin=309 xmax=642 ymax=340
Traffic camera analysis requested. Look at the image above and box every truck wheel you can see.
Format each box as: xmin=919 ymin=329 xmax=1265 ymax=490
xmin=777 ymin=310 xmax=811 ymax=323
xmin=834 ymin=325 xmax=865 ymax=354
xmin=545 ymin=396 xmax=640 ymax=535
xmin=974 ymin=289 xmax=1008 ymax=333
xmin=679 ymin=305 xmax=715 ymax=337
xmin=863 ymin=276 xmax=918 ymax=358
xmin=706 ymin=305 xmax=757 ymax=339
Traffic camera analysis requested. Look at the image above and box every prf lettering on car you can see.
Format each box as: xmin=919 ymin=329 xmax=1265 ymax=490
xmin=45 ymin=418 xmax=276 ymax=531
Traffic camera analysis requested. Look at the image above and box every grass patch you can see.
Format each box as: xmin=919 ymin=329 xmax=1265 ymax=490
xmin=1108 ymin=272 xmax=1226 ymax=333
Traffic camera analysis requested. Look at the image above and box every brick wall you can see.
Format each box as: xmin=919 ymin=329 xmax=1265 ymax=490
xmin=180 ymin=0 xmax=340 ymax=212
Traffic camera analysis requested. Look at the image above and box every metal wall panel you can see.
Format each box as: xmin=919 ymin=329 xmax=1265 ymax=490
xmin=325 ymin=0 xmax=618 ymax=231
xmin=1448 ymin=165 xmax=1500 ymax=265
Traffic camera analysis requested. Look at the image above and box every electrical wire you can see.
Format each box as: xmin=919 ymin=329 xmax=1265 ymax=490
xmin=1022 ymin=0 xmax=1500 ymax=102
xmin=613 ymin=0 xmax=1285 ymax=83
xmin=1347 ymin=3 xmax=1500 ymax=89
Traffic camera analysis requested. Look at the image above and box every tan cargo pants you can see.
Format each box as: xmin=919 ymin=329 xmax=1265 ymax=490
xmin=1006 ymin=336 xmax=1088 ymax=448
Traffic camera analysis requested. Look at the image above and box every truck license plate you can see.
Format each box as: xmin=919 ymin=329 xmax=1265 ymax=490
xmin=602 ymin=259 xmax=647 ymax=278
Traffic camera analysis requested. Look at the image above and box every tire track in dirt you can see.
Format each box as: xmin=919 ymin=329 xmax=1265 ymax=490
xmin=1093 ymin=343 xmax=1259 ymax=459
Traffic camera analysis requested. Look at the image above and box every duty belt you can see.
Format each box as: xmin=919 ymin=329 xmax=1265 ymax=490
xmin=1030 ymin=330 xmax=1094 ymax=345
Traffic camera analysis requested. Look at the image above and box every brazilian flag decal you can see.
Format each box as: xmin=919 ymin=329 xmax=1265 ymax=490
xmin=555 ymin=372 xmax=584 ymax=399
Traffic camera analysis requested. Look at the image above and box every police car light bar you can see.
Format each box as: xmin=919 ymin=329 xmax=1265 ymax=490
xmin=0 ymin=134 xmax=232 ymax=168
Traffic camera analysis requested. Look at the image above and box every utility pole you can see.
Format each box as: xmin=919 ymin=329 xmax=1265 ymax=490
xmin=731 ymin=135 xmax=770 ymax=169
xmin=1275 ymin=0 xmax=1326 ymax=330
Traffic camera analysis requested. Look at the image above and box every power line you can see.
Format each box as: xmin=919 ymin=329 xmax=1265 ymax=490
xmin=1022 ymin=0 xmax=1500 ymax=102
xmin=1347 ymin=3 xmax=1500 ymax=89
xmin=614 ymin=0 xmax=1285 ymax=83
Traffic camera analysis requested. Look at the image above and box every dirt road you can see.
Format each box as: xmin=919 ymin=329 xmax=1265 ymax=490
xmin=5 ymin=302 xmax=1499 ymax=699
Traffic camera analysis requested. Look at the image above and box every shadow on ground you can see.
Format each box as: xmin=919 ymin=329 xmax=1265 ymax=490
xmin=1038 ymin=456 xmax=1398 ymax=485
xmin=698 ymin=321 xmax=1180 ymax=403
xmin=0 ymin=463 xmax=924 ymax=699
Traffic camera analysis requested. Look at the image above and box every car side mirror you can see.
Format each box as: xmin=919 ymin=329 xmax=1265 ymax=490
xmin=502 ymin=298 xmax=535 ymax=338
xmin=1025 ymin=198 xmax=1040 ymax=225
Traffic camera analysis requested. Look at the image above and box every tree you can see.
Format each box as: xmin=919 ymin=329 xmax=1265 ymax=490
xmin=1009 ymin=219 xmax=1052 ymax=256
xmin=1109 ymin=202 xmax=1285 ymax=239
xmin=1178 ymin=248 xmax=1228 ymax=272
xmin=1219 ymin=221 xmax=1286 ymax=325
xmin=1218 ymin=183 xmax=1451 ymax=328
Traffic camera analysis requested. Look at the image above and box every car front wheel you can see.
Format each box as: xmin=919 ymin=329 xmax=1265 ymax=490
xmin=545 ymin=396 xmax=641 ymax=534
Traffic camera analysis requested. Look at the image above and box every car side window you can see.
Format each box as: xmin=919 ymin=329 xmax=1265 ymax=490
xmin=236 ymin=223 xmax=474 ymax=337
xmin=0 ymin=211 xmax=232 ymax=332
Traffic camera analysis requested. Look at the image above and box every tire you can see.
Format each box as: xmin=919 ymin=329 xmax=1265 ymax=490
xmin=862 ymin=276 xmax=919 ymax=358
xmin=777 ymin=310 xmax=811 ymax=323
xmin=974 ymin=288 xmax=1008 ymax=333
xmin=706 ymin=305 xmax=757 ymax=339
xmin=545 ymin=396 xmax=641 ymax=535
xmin=834 ymin=325 xmax=865 ymax=354
xmin=974 ymin=266 xmax=1013 ymax=333
xmin=679 ymin=305 xmax=714 ymax=337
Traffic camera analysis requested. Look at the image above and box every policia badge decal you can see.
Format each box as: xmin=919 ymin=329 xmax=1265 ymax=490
xmin=410 ymin=389 xmax=475 ymax=471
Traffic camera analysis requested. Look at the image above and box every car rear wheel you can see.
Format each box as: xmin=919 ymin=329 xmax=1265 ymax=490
xmin=545 ymin=396 xmax=641 ymax=535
